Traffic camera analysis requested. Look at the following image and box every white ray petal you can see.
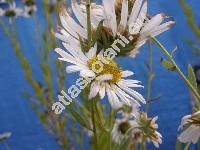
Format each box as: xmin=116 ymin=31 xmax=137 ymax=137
xmin=103 ymin=0 xmax=117 ymax=35
xmin=71 ymin=0 xmax=87 ymax=29
xmin=55 ymin=33 xmax=69 ymax=43
xmin=62 ymin=42 xmax=88 ymax=64
xmin=117 ymin=83 xmax=145 ymax=104
xmin=121 ymin=70 xmax=134 ymax=77
xmin=128 ymin=0 xmax=143 ymax=26
xmin=106 ymin=83 xmax=122 ymax=109
xmin=96 ymin=74 xmax=113 ymax=81
xmin=141 ymin=13 xmax=165 ymax=33
xmin=89 ymin=81 xmax=100 ymax=99
xmin=118 ymin=0 xmax=128 ymax=33
xmin=99 ymin=82 xmax=106 ymax=99
xmin=80 ymin=70 xmax=96 ymax=78
xmin=111 ymin=84 xmax=137 ymax=106
xmin=120 ymin=79 xmax=141 ymax=85
xmin=60 ymin=6 xmax=87 ymax=39
xmin=66 ymin=65 xmax=84 ymax=73
xmin=86 ymin=43 xmax=97 ymax=58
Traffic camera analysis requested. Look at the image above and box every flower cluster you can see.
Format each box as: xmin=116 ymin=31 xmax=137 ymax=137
xmin=54 ymin=0 xmax=174 ymax=148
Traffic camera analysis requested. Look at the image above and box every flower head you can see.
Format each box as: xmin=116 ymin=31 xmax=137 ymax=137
xmin=76 ymin=0 xmax=175 ymax=56
xmin=136 ymin=112 xmax=162 ymax=148
xmin=0 ymin=2 xmax=23 ymax=18
xmin=112 ymin=110 xmax=162 ymax=148
xmin=55 ymin=43 xmax=145 ymax=109
xmin=178 ymin=111 xmax=200 ymax=144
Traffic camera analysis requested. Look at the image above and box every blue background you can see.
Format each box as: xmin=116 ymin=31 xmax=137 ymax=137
xmin=0 ymin=0 xmax=200 ymax=149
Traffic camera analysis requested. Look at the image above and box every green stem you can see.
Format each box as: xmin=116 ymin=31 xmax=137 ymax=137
xmin=91 ymin=99 xmax=98 ymax=149
xmin=146 ymin=40 xmax=153 ymax=113
xmin=184 ymin=142 xmax=191 ymax=150
xmin=94 ymin=101 xmax=107 ymax=132
xmin=86 ymin=0 xmax=92 ymax=47
xmin=152 ymin=37 xmax=200 ymax=106
xmin=109 ymin=107 xmax=112 ymax=150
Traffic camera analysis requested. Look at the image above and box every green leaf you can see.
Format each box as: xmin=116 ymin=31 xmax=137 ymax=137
xmin=188 ymin=64 xmax=197 ymax=90
xmin=161 ymin=58 xmax=176 ymax=71
xmin=92 ymin=20 xmax=104 ymax=44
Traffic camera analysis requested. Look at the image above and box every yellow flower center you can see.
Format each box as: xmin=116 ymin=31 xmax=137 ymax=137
xmin=87 ymin=56 xmax=122 ymax=84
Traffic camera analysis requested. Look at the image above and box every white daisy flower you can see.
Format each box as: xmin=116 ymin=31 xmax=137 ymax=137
xmin=55 ymin=42 xmax=145 ymax=109
xmin=77 ymin=0 xmax=175 ymax=57
xmin=178 ymin=111 xmax=200 ymax=144
xmin=112 ymin=111 xmax=162 ymax=148
xmin=112 ymin=104 xmax=141 ymax=143
xmin=112 ymin=115 xmax=139 ymax=144
xmin=0 ymin=2 xmax=23 ymax=18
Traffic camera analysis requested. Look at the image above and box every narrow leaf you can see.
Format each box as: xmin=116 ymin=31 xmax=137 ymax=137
xmin=161 ymin=58 xmax=176 ymax=71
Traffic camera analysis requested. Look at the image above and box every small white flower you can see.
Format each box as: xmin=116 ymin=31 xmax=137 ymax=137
xmin=112 ymin=116 xmax=138 ymax=144
xmin=0 ymin=2 xmax=23 ymax=18
xmin=178 ymin=111 xmax=200 ymax=144
xmin=55 ymin=42 xmax=145 ymax=109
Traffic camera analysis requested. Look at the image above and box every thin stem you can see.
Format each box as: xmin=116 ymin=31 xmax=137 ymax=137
xmin=184 ymin=142 xmax=191 ymax=150
xmin=146 ymin=40 xmax=153 ymax=113
xmin=152 ymin=37 xmax=200 ymax=107
xmin=94 ymin=101 xmax=107 ymax=132
xmin=91 ymin=99 xmax=98 ymax=149
xmin=86 ymin=0 xmax=92 ymax=47
xmin=109 ymin=107 xmax=112 ymax=150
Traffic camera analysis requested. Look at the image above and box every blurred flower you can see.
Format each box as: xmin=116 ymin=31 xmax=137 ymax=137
xmin=21 ymin=0 xmax=37 ymax=17
xmin=112 ymin=111 xmax=162 ymax=148
xmin=0 ymin=0 xmax=6 ymax=4
xmin=0 ymin=132 xmax=11 ymax=141
xmin=0 ymin=2 xmax=23 ymax=18
xmin=22 ymin=5 xmax=37 ymax=17
xmin=55 ymin=43 xmax=145 ymax=108
xmin=77 ymin=0 xmax=175 ymax=57
xmin=136 ymin=112 xmax=162 ymax=148
xmin=178 ymin=110 xmax=200 ymax=144
xmin=112 ymin=114 xmax=138 ymax=143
